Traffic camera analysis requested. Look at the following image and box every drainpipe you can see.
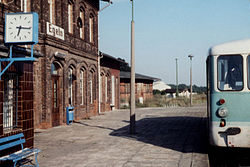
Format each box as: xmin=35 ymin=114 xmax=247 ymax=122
xmin=98 ymin=52 xmax=103 ymax=114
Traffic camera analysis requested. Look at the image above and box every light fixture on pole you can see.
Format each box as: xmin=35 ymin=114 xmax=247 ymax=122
xmin=130 ymin=0 xmax=136 ymax=134
xmin=188 ymin=54 xmax=194 ymax=107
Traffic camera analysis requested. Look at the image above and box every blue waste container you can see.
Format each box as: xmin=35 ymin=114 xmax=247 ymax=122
xmin=66 ymin=106 xmax=74 ymax=125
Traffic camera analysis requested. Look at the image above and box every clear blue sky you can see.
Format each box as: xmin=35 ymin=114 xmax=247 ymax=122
xmin=99 ymin=0 xmax=250 ymax=86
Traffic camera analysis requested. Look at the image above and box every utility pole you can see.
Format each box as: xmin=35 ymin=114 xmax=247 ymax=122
xmin=130 ymin=0 xmax=136 ymax=134
xmin=188 ymin=54 xmax=194 ymax=107
xmin=175 ymin=58 xmax=179 ymax=97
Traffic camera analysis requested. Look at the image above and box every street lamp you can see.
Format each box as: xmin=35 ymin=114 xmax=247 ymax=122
xmin=175 ymin=58 xmax=179 ymax=97
xmin=130 ymin=0 xmax=136 ymax=134
xmin=188 ymin=54 xmax=194 ymax=107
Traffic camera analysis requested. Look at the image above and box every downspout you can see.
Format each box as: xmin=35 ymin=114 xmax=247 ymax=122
xmin=98 ymin=52 xmax=103 ymax=114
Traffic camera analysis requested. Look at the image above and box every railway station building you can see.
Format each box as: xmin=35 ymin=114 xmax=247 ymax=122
xmin=0 ymin=0 xmax=109 ymax=153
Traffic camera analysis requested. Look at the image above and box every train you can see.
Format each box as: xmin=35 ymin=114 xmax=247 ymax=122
xmin=207 ymin=39 xmax=250 ymax=147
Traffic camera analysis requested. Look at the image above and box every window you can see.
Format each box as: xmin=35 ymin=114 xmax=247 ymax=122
xmin=80 ymin=69 xmax=84 ymax=105
xmin=3 ymin=74 xmax=18 ymax=132
xmin=51 ymin=63 xmax=59 ymax=75
xmin=105 ymin=76 xmax=108 ymax=102
xmin=111 ymin=76 xmax=115 ymax=106
xmin=125 ymin=83 xmax=130 ymax=93
xmin=90 ymin=72 xmax=93 ymax=104
xmin=51 ymin=63 xmax=60 ymax=108
xmin=49 ymin=0 xmax=55 ymax=24
xmin=68 ymin=68 xmax=73 ymax=106
xmin=79 ymin=7 xmax=85 ymax=39
xmin=89 ymin=14 xmax=94 ymax=43
xmin=247 ymin=56 xmax=250 ymax=89
xmin=68 ymin=1 xmax=73 ymax=34
xmin=100 ymin=74 xmax=103 ymax=103
xmin=218 ymin=55 xmax=243 ymax=91
xmin=21 ymin=0 xmax=30 ymax=12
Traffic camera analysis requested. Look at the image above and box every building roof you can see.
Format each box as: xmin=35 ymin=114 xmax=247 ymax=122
xmin=120 ymin=71 xmax=158 ymax=81
xmin=209 ymin=39 xmax=250 ymax=55
xmin=100 ymin=52 xmax=125 ymax=63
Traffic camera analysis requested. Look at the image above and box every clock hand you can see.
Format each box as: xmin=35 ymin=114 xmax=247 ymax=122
xmin=19 ymin=26 xmax=31 ymax=29
xmin=16 ymin=26 xmax=21 ymax=36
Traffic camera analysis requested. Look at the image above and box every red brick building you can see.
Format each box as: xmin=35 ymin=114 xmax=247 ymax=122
xmin=0 ymin=0 xmax=109 ymax=157
xmin=120 ymin=71 xmax=156 ymax=107
xmin=33 ymin=0 xmax=101 ymax=129
xmin=100 ymin=52 xmax=121 ymax=112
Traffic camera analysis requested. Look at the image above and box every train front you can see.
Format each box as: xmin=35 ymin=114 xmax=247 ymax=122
xmin=208 ymin=39 xmax=250 ymax=148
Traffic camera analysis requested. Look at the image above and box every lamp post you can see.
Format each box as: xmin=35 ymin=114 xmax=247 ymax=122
xmin=188 ymin=54 xmax=194 ymax=107
xmin=175 ymin=58 xmax=179 ymax=97
xmin=130 ymin=0 xmax=136 ymax=134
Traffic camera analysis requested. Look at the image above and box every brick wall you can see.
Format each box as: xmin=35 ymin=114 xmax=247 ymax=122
xmin=0 ymin=0 xmax=101 ymax=129
xmin=0 ymin=62 xmax=34 ymax=157
xmin=32 ymin=0 xmax=100 ymax=128
xmin=120 ymin=79 xmax=153 ymax=107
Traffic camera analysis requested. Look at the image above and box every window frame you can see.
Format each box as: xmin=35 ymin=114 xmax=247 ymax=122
xmin=21 ymin=0 xmax=30 ymax=12
xmin=80 ymin=69 xmax=84 ymax=105
xmin=49 ymin=0 xmax=56 ymax=24
xmin=68 ymin=1 xmax=74 ymax=34
xmin=3 ymin=73 xmax=18 ymax=133
xmin=68 ymin=67 xmax=73 ymax=106
xmin=217 ymin=55 xmax=244 ymax=92
xmin=90 ymin=72 xmax=93 ymax=104
xmin=89 ymin=14 xmax=94 ymax=43
xmin=79 ymin=6 xmax=85 ymax=39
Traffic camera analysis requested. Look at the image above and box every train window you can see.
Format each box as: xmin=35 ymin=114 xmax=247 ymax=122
xmin=247 ymin=56 xmax=250 ymax=89
xmin=217 ymin=55 xmax=243 ymax=91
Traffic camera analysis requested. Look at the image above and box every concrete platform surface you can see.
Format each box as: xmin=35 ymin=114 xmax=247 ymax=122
xmin=35 ymin=105 xmax=209 ymax=167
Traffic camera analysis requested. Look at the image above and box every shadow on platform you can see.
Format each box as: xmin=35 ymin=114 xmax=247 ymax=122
xmin=110 ymin=116 xmax=208 ymax=154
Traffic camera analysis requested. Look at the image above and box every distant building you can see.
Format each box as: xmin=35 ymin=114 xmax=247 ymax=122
xmin=165 ymin=88 xmax=195 ymax=98
xmin=100 ymin=52 xmax=121 ymax=112
xmin=120 ymin=71 xmax=157 ymax=107
xmin=153 ymin=80 xmax=171 ymax=91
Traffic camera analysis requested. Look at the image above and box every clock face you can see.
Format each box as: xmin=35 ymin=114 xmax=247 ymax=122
xmin=5 ymin=13 xmax=34 ymax=44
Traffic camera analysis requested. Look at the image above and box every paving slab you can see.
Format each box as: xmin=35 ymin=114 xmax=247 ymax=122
xmin=35 ymin=105 xmax=209 ymax=167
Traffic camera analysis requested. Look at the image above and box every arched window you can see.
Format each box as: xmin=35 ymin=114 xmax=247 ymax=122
xmin=89 ymin=14 xmax=94 ymax=43
xmin=51 ymin=63 xmax=60 ymax=75
xmin=89 ymin=69 xmax=96 ymax=104
xmin=21 ymin=0 xmax=31 ymax=12
xmin=49 ymin=0 xmax=55 ymax=24
xmin=89 ymin=71 xmax=93 ymax=104
xmin=51 ymin=63 xmax=60 ymax=110
xmin=105 ymin=75 xmax=108 ymax=102
xmin=68 ymin=0 xmax=74 ymax=34
xmin=79 ymin=6 xmax=85 ymax=39
xmin=80 ymin=69 xmax=85 ymax=105
xmin=68 ymin=67 xmax=73 ymax=106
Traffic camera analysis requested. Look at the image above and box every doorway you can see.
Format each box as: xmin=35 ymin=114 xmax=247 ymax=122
xmin=51 ymin=62 xmax=61 ymax=127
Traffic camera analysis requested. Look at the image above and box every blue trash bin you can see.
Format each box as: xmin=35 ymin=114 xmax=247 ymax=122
xmin=66 ymin=106 xmax=74 ymax=125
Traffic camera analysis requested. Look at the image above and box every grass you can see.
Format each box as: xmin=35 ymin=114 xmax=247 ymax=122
xmin=120 ymin=94 xmax=206 ymax=108
xmin=137 ymin=94 xmax=206 ymax=108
